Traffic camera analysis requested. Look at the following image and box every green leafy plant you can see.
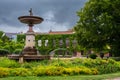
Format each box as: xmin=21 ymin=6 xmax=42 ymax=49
xmin=0 ymin=67 xmax=9 ymax=77
xmin=10 ymin=68 xmax=31 ymax=76
xmin=13 ymin=49 xmax=22 ymax=54
xmin=89 ymin=54 xmax=97 ymax=59
xmin=0 ymin=49 xmax=10 ymax=56
xmin=0 ymin=57 xmax=20 ymax=68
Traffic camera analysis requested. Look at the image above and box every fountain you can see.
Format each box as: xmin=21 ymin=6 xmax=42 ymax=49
xmin=8 ymin=9 xmax=50 ymax=63
xmin=18 ymin=8 xmax=43 ymax=55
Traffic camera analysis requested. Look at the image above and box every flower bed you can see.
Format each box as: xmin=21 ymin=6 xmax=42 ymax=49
xmin=0 ymin=57 xmax=120 ymax=77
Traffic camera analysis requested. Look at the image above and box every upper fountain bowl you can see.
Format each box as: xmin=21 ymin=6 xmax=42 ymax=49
xmin=18 ymin=16 xmax=44 ymax=24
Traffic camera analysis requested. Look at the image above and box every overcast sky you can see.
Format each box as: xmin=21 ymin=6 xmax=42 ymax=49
xmin=0 ymin=0 xmax=87 ymax=33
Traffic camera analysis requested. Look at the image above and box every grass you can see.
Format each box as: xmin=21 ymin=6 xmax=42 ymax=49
xmin=0 ymin=72 xmax=120 ymax=80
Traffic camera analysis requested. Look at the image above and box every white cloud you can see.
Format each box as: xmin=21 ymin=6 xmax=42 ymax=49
xmin=0 ymin=24 xmax=27 ymax=33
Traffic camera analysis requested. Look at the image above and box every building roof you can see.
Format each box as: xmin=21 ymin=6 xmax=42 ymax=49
xmin=5 ymin=32 xmax=19 ymax=38
xmin=49 ymin=29 xmax=74 ymax=34
xmin=5 ymin=29 xmax=75 ymax=37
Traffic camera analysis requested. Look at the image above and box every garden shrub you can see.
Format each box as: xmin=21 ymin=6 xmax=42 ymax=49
xmin=96 ymin=63 xmax=120 ymax=74
xmin=82 ymin=58 xmax=120 ymax=74
xmin=52 ymin=66 xmax=65 ymax=75
xmin=32 ymin=66 xmax=46 ymax=76
xmin=20 ymin=62 xmax=32 ymax=68
xmin=0 ymin=58 xmax=120 ymax=77
xmin=100 ymin=52 xmax=104 ymax=59
xmin=98 ymin=59 xmax=120 ymax=74
xmin=0 ymin=57 xmax=20 ymax=68
xmin=111 ymin=57 xmax=120 ymax=61
xmin=32 ymin=66 xmax=98 ymax=76
xmin=83 ymin=58 xmax=109 ymax=67
xmin=21 ymin=60 xmax=50 ymax=68
xmin=13 ymin=49 xmax=22 ymax=54
xmin=30 ymin=58 xmax=120 ymax=75
xmin=89 ymin=54 xmax=97 ymax=59
xmin=32 ymin=66 xmax=65 ymax=76
xmin=10 ymin=68 xmax=31 ymax=76
xmin=3 ymin=44 xmax=14 ymax=53
xmin=0 ymin=66 xmax=98 ymax=77
xmin=39 ymin=60 xmax=50 ymax=66
xmin=0 ymin=49 xmax=9 ymax=56
xmin=64 ymin=68 xmax=74 ymax=75
xmin=71 ymin=58 xmax=83 ymax=65
xmin=45 ymin=66 xmax=60 ymax=76
xmin=108 ymin=58 xmax=117 ymax=64
xmin=0 ymin=67 xmax=9 ymax=77
xmin=52 ymin=59 xmax=72 ymax=67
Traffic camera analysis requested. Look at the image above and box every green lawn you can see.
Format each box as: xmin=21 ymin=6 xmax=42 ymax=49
xmin=1 ymin=72 xmax=120 ymax=80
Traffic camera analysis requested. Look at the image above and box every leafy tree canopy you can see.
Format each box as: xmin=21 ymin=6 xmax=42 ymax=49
xmin=74 ymin=0 xmax=120 ymax=56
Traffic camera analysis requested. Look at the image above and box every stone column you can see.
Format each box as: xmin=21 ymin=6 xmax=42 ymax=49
xmin=24 ymin=24 xmax=35 ymax=48
xmin=25 ymin=32 xmax=35 ymax=48
xmin=19 ymin=56 xmax=24 ymax=63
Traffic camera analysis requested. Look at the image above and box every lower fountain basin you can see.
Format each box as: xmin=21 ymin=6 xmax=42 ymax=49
xmin=8 ymin=54 xmax=51 ymax=61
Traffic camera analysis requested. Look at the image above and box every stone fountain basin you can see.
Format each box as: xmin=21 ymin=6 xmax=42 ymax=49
xmin=18 ymin=16 xmax=43 ymax=24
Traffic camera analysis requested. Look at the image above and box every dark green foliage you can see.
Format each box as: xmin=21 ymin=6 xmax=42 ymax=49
xmin=2 ymin=41 xmax=24 ymax=53
xmin=82 ymin=58 xmax=120 ymax=74
xmin=111 ymin=57 xmax=120 ymax=61
xmin=0 ymin=31 xmax=9 ymax=42
xmin=0 ymin=49 xmax=10 ymax=56
xmin=95 ymin=59 xmax=120 ymax=74
xmin=100 ymin=52 xmax=104 ymax=59
xmin=17 ymin=34 xmax=25 ymax=43
xmin=38 ymin=47 xmax=51 ymax=55
xmin=0 ymin=31 xmax=4 ymax=37
xmin=0 ymin=31 xmax=24 ymax=54
xmin=13 ymin=49 xmax=22 ymax=54
xmin=74 ymin=0 xmax=120 ymax=56
xmin=89 ymin=54 xmax=97 ymax=59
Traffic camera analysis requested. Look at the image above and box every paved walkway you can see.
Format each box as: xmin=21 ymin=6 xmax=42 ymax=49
xmin=106 ymin=77 xmax=120 ymax=80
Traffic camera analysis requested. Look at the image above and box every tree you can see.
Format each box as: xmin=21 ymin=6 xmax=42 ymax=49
xmin=74 ymin=0 xmax=120 ymax=56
